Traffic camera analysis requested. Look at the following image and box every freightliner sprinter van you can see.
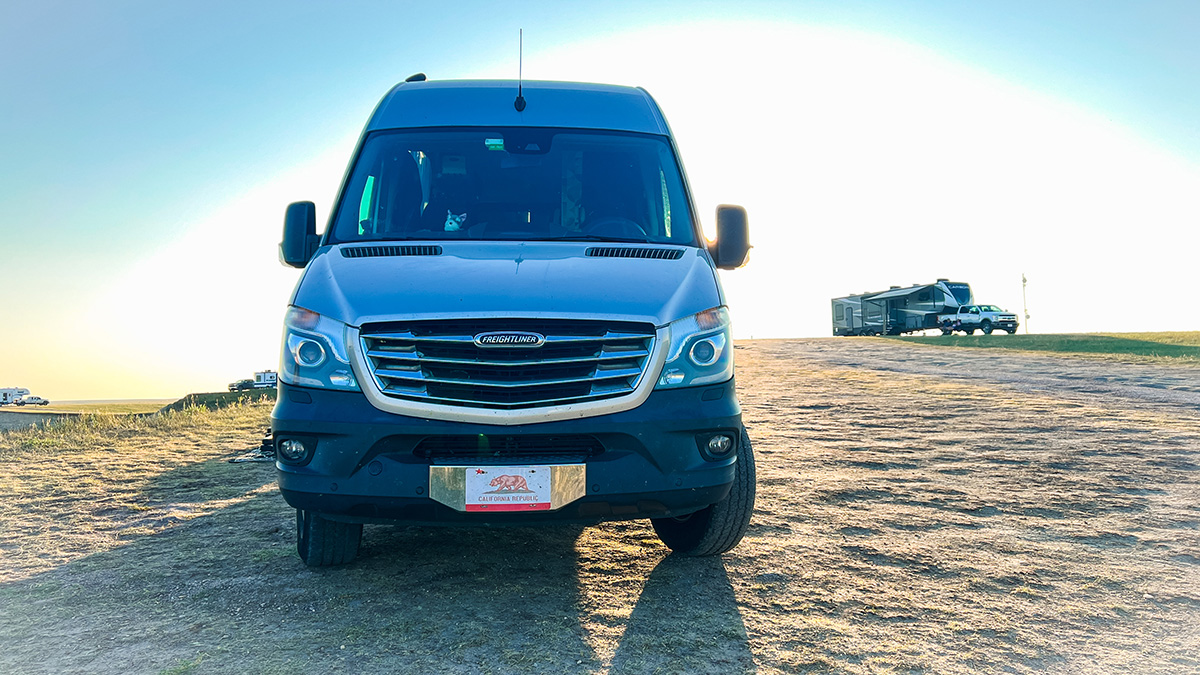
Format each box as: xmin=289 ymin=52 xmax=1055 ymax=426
xmin=274 ymin=77 xmax=753 ymax=566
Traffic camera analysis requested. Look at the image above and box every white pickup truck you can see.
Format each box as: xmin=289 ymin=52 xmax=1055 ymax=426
xmin=938 ymin=305 xmax=1019 ymax=335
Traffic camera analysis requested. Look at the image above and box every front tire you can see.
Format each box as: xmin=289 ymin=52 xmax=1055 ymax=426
xmin=981 ymin=320 xmax=993 ymax=335
xmin=296 ymin=509 xmax=362 ymax=566
xmin=651 ymin=428 xmax=756 ymax=556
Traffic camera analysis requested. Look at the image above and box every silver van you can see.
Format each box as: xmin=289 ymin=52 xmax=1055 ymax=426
xmin=274 ymin=78 xmax=752 ymax=565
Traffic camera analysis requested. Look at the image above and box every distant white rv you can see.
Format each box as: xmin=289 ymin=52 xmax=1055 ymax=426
xmin=0 ymin=388 xmax=32 ymax=405
xmin=254 ymin=371 xmax=278 ymax=388
xmin=832 ymin=279 xmax=974 ymax=336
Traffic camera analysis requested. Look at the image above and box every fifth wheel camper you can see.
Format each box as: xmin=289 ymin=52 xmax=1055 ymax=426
xmin=832 ymin=279 xmax=973 ymax=336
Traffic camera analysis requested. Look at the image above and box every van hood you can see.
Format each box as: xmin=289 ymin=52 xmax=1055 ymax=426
xmin=291 ymin=242 xmax=722 ymax=327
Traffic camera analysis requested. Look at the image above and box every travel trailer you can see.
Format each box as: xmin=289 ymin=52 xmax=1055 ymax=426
xmin=832 ymin=280 xmax=973 ymax=336
xmin=0 ymin=388 xmax=31 ymax=405
xmin=229 ymin=370 xmax=278 ymax=391
xmin=273 ymin=77 xmax=753 ymax=566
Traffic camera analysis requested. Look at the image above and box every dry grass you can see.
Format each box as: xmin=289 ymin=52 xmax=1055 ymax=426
xmin=0 ymin=341 xmax=1197 ymax=674
xmin=37 ymin=400 xmax=177 ymax=414
xmin=730 ymin=340 xmax=1200 ymax=674
xmin=1097 ymin=331 xmax=1200 ymax=347
xmin=0 ymin=400 xmax=274 ymax=581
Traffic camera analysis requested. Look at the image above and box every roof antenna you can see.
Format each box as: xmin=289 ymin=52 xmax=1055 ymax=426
xmin=514 ymin=29 xmax=527 ymax=112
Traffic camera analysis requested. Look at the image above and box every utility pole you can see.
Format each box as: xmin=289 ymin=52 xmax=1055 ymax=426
xmin=1021 ymin=273 xmax=1030 ymax=334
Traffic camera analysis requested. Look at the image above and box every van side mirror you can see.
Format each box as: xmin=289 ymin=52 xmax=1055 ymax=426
xmin=280 ymin=201 xmax=319 ymax=268
xmin=713 ymin=205 xmax=750 ymax=270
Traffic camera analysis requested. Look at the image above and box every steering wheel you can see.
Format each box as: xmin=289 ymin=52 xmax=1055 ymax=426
xmin=582 ymin=216 xmax=647 ymax=239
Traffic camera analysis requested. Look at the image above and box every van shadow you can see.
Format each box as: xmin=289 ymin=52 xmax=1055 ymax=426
xmin=607 ymin=554 xmax=757 ymax=674
xmin=356 ymin=523 xmax=598 ymax=671
xmin=3 ymin=451 xmax=757 ymax=674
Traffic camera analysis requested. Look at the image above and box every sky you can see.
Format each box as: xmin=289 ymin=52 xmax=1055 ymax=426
xmin=2 ymin=0 xmax=1199 ymax=400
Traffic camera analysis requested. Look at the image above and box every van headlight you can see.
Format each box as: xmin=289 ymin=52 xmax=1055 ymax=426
xmin=279 ymin=306 xmax=359 ymax=391
xmin=656 ymin=307 xmax=733 ymax=389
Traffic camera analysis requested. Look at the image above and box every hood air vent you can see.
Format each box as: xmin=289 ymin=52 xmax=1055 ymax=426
xmin=341 ymin=245 xmax=443 ymax=258
xmin=585 ymin=247 xmax=684 ymax=260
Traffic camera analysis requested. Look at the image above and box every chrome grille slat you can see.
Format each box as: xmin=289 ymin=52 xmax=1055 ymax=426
xmin=361 ymin=331 xmax=649 ymax=344
xmin=375 ymin=366 xmax=643 ymax=389
xmin=379 ymin=387 xmax=630 ymax=408
xmin=360 ymin=319 xmax=656 ymax=410
xmin=365 ymin=349 xmax=649 ymax=367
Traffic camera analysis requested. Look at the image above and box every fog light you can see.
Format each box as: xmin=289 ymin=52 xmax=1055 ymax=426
xmin=293 ymin=339 xmax=325 ymax=367
xmin=278 ymin=438 xmax=308 ymax=461
xmin=707 ymin=434 xmax=734 ymax=456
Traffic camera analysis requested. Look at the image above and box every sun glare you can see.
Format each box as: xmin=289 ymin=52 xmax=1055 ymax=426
xmin=508 ymin=20 xmax=1200 ymax=337
xmin=17 ymin=19 xmax=1198 ymax=398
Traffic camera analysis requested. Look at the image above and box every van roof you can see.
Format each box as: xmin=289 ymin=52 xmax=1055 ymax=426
xmin=366 ymin=80 xmax=671 ymax=135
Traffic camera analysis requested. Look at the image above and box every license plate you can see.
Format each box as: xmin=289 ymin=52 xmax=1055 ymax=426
xmin=428 ymin=464 xmax=586 ymax=512
xmin=464 ymin=466 xmax=552 ymax=512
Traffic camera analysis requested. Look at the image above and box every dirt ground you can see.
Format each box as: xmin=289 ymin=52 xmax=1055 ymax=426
xmin=1 ymin=338 xmax=1198 ymax=674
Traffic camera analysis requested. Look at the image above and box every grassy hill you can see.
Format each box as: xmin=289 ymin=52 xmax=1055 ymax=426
xmin=157 ymin=389 xmax=278 ymax=414
xmin=898 ymin=330 xmax=1200 ymax=363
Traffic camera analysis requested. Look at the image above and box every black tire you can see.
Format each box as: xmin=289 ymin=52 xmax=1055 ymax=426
xmin=651 ymin=428 xmax=756 ymax=556
xmin=981 ymin=320 xmax=993 ymax=335
xmin=15 ymin=401 xmax=24 ymax=406
xmin=296 ymin=509 xmax=362 ymax=566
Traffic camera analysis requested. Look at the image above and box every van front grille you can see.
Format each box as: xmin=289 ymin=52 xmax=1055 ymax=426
xmin=360 ymin=319 xmax=656 ymax=410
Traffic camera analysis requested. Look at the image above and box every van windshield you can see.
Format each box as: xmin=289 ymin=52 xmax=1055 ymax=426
xmin=327 ymin=128 xmax=696 ymax=245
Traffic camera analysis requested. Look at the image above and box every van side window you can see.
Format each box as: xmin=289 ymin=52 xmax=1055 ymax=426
xmin=835 ymin=304 xmax=844 ymax=320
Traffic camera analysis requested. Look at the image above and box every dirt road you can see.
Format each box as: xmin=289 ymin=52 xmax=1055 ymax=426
xmin=1 ymin=338 xmax=1197 ymax=674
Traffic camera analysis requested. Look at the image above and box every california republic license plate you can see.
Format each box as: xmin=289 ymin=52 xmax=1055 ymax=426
xmin=464 ymin=466 xmax=552 ymax=512
xmin=428 ymin=464 xmax=586 ymax=512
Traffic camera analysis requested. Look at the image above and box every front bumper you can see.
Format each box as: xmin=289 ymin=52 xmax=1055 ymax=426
xmin=270 ymin=380 xmax=742 ymax=525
